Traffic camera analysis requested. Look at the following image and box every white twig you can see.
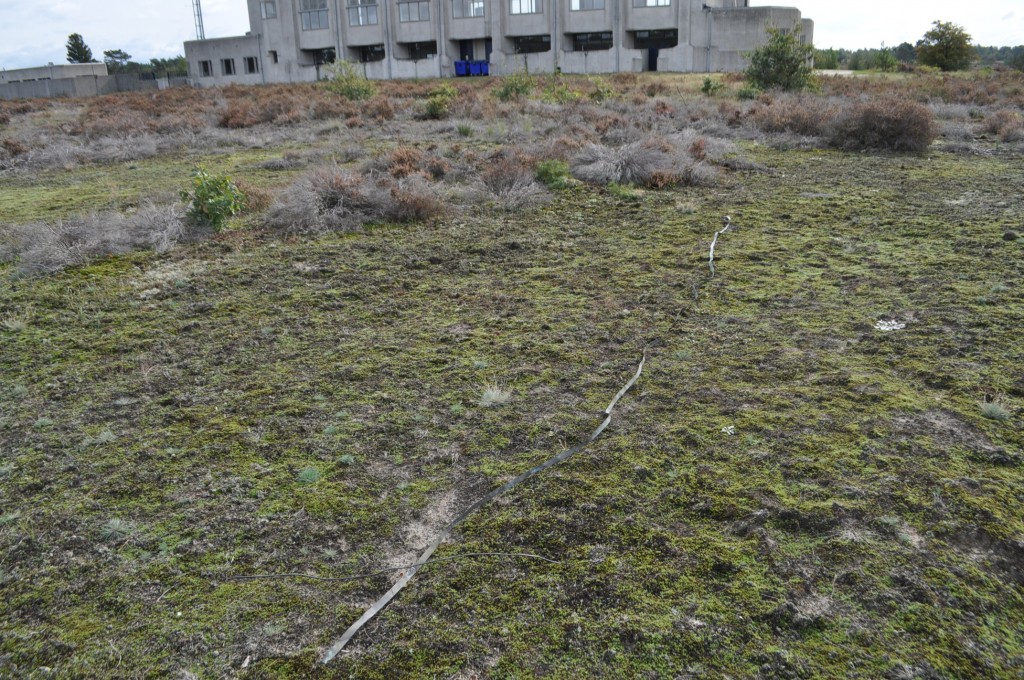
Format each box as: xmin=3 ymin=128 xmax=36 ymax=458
xmin=709 ymin=215 xmax=732 ymax=278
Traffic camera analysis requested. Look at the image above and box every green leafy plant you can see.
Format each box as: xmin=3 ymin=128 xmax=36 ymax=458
xmin=494 ymin=70 xmax=534 ymax=102
xmin=744 ymin=26 xmax=815 ymax=91
xmin=588 ymin=77 xmax=615 ymax=102
xmin=180 ymin=167 xmax=245 ymax=231
xmin=701 ymin=77 xmax=725 ymax=96
xmin=423 ymin=82 xmax=458 ymax=119
xmin=338 ymin=454 xmax=355 ymax=466
xmin=535 ymin=159 xmax=571 ymax=189
xmin=322 ymin=60 xmax=376 ymax=100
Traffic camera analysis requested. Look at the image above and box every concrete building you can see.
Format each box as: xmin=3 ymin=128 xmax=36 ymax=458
xmin=184 ymin=0 xmax=811 ymax=84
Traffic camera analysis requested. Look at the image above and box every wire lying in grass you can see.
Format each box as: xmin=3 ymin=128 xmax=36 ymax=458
xmin=321 ymin=354 xmax=645 ymax=663
xmin=709 ymin=215 xmax=733 ymax=277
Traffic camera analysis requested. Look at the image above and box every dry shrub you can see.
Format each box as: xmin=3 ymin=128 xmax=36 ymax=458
xmin=571 ymin=135 xmax=718 ymax=188
xmin=366 ymin=146 xmax=451 ymax=180
xmin=364 ymin=95 xmax=396 ymax=122
xmin=828 ymin=98 xmax=938 ymax=152
xmin=0 ymin=204 xmax=185 ymax=276
xmin=234 ymin=180 xmax=273 ymax=214
xmin=644 ymin=81 xmax=670 ymax=97
xmin=750 ymin=96 xmax=839 ymax=136
xmin=980 ymin=109 xmax=1024 ymax=141
xmin=477 ymin=156 xmax=550 ymax=212
xmin=264 ymin=165 xmax=447 ymax=234
xmin=387 ymin=146 xmax=425 ymax=178
xmin=2 ymin=138 xmax=29 ymax=157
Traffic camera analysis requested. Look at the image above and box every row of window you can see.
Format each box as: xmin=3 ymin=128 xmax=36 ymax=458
xmin=259 ymin=0 xmax=671 ymax=29
xmin=197 ymin=57 xmax=260 ymax=77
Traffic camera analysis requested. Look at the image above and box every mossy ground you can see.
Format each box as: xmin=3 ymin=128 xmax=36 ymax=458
xmin=1 ymin=81 xmax=1023 ymax=679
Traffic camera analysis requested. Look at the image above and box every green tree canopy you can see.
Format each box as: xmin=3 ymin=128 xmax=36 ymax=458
xmin=65 ymin=33 xmax=95 ymax=63
xmin=916 ymin=20 xmax=975 ymax=71
xmin=102 ymin=49 xmax=132 ymax=72
xmin=745 ymin=26 xmax=815 ymax=91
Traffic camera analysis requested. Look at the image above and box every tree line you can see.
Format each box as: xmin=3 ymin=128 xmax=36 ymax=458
xmin=65 ymin=33 xmax=187 ymax=77
xmin=812 ymin=21 xmax=1024 ymax=72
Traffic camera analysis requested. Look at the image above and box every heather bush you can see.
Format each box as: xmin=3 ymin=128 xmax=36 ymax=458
xmin=476 ymin=156 xmax=550 ymax=212
xmin=980 ymin=109 xmax=1024 ymax=141
xmin=828 ymin=98 xmax=938 ymax=152
xmin=0 ymin=204 xmax=185 ymax=276
xmin=750 ymin=96 xmax=839 ymax=136
xmin=570 ymin=135 xmax=718 ymax=188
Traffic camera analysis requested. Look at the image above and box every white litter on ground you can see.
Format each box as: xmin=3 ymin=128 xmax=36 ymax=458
xmin=874 ymin=320 xmax=906 ymax=331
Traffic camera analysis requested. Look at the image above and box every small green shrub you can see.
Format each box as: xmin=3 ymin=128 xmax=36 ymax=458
xmin=543 ymin=81 xmax=581 ymax=104
xmin=180 ymin=166 xmax=245 ymax=231
xmin=535 ymin=159 xmax=571 ymax=189
xmin=588 ymin=77 xmax=615 ymax=102
xmin=737 ymin=85 xmax=760 ymax=100
xmin=980 ymin=402 xmax=1010 ymax=422
xmin=424 ymin=95 xmax=452 ymax=120
xmin=297 ymin=466 xmax=323 ymax=484
xmin=701 ymin=77 xmax=726 ymax=96
xmin=338 ymin=454 xmax=355 ymax=466
xmin=323 ymin=60 xmax=376 ymax=101
xmin=494 ymin=71 xmax=534 ymax=101
xmin=101 ymin=518 xmax=131 ymax=542
xmin=745 ymin=26 xmax=815 ymax=91
xmin=456 ymin=123 xmax=474 ymax=137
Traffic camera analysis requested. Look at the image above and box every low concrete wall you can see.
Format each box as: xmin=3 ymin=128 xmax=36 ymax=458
xmin=0 ymin=74 xmax=183 ymax=101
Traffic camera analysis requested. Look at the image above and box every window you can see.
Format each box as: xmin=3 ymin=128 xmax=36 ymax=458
xmin=348 ymin=0 xmax=378 ymax=25
xmin=453 ymin=0 xmax=484 ymax=17
xmin=510 ymin=0 xmax=540 ymax=13
xmin=633 ymin=29 xmax=677 ymax=48
xmin=300 ymin=0 xmax=328 ymax=29
xmin=358 ymin=44 xmax=386 ymax=62
xmin=221 ymin=58 xmax=236 ymax=75
xmin=269 ymin=50 xmax=279 ymax=63
xmin=244 ymin=56 xmax=259 ymax=74
xmin=199 ymin=60 xmax=213 ymax=77
xmin=399 ymin=0 xmax=429 ymax=21
xmin=512 ymin=34 xmax=550 ymax=53
xmin=633 ymin=0 xmax=669 ymax=6
xmin=572 ymin=32 xmax=612 ymax=51
xmin=402 ymin=41 xmax=437 ymax=59
xmin=260 ymin=1 xmax=277 ymax=18
xmin=571 ymin=0 xmax=603 ymax=9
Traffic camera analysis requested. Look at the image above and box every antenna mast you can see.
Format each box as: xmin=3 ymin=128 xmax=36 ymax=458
xmin=192 ymin=0 xmax=206 ymax=40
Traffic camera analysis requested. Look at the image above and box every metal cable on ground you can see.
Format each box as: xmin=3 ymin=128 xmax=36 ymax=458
xmin=321 ymin=354 xmax=646 ymax=664
xmin=709 ymin=215 xmax=733 ymax=277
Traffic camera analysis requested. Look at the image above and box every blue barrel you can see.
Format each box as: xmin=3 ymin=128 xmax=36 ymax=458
xmin=469 ymin=61 xmax=482 ymax=76
xmin=455 ymin=60 xmax=468 ymax=77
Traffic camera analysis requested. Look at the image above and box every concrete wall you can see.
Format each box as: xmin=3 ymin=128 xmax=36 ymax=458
xmin=0 ymin=73 xmax=182 ymax=100
xmin=0 ymin=62 xmax=108 ymax=84
xmin=178 ymin=0 xmax=811 ymax=82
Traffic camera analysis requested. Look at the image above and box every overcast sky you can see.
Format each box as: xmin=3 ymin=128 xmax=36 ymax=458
xmin=0 ymin=0 xmax=1020 ymax=70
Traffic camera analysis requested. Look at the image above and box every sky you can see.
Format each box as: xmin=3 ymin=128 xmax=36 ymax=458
xmin=0 ymin=0 xmax=1021 ymax=70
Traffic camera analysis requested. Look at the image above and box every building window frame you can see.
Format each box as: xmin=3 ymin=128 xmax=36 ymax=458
xmin=398 ymin=0 xmax=430 ymax=22
xmin=510 ymin=0 xmax=541 ymax=14
xmin=199 ymin=60 xmax=213 ymax=77
xmin=260 ymin=1 xmax=277 ymax=18
xmin=512 ymin=34 xmax=550 ymax=52
xmin=453 ymin=0 xmax=484 ymax=17
xmin=244 ymin=56 xmax=260 ymax=74
xmin=221 ymin=58 xmax=236 ymax=75
xmin=347 ymin=0 xmax=379 ymax=26
xmin=571 ymin=0 xmax=604 ymax=10
xmin=632 ymin=0 xmax=670 ymax=6
xmin=572 ymin=32 xmax=612 ymax=50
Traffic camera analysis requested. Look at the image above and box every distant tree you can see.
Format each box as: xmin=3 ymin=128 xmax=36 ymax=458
xmin=894 ymin=42 xmax=916 ymax=64
xmin=150 ymin=56 xmax=188 ymax=77
xmin=814 ymin=48 xmax=839 ymax=70
xmin=745 ymin=26 xmax=815 ymax=91
xmin=1012 ymin=48 xmax=1024 ymax=72
xmin=66 ymin=33 xmax=95 ymax=63
xmin=916 ymin=20 xmax=975 ymax=71
xmin=876 ymin=45 xmax=898 ymax=72
xmin=103 ymin=49 xmax=132 ymax=72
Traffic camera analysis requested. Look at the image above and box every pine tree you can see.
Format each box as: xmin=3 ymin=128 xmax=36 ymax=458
xmin=66 ymin=33 xmax=95 ymax=63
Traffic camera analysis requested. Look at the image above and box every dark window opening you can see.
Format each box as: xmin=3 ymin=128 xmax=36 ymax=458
xmin=512 ymin=35 xmax=551 ymax=54
xmin=269 ymin=50 xmax=279 ymax=64
xmin=244 ymin=56 xmax=260 ymax=73
xmin=359 ymin=44 xmax=386 ymax=62
xmin=572 ymin=32 xmax=612 ymax=51
xmin=402 ymin=41 xmax=438 ymax=60
xmin=633 ymin=29 xmax=677 ymax=49
xmin=199 ymin=60 xmax=213 ymax=77
xmin=221 ymin=58 xmax=236 ymax=75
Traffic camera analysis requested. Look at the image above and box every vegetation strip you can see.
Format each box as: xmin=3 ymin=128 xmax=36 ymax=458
xmin=227 ymin=552 xmax=560 ymax=583
xmin=321 ymin=354 xmax=646 ymax=664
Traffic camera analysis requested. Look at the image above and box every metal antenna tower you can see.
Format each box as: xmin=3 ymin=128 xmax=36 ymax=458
xmin=192 ymin=0 xmax=206 ymax=40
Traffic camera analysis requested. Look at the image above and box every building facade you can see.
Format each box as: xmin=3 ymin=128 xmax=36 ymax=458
xmin=184 ymin=0 xmax=811 ymax=84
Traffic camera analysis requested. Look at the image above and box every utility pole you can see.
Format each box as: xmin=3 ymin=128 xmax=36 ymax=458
xmin=193 ymin=0 xmax=206 ymax=40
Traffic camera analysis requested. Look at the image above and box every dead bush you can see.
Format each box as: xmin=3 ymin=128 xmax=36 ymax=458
xmin=0 ymin=204 xmax=186 ymax=276
xmin=476 ymin=156 xmax=550 ymax=212
xmin=234 ymin=180 xmax=274 ymax=214
xmin=571 ymin=135 xmax=718 ymax=188
xmin=378 ymin=175 xmax=448 ymax=222
xmin=828 ymin=98 xmax=938 ymax=152
xmin=979 ymin=109 xmax=1024 ymax=141
xmin=364 ymin=95 xmax=396 ymax=122
xmin=750 ymin=96 xmax=839 ymax=136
